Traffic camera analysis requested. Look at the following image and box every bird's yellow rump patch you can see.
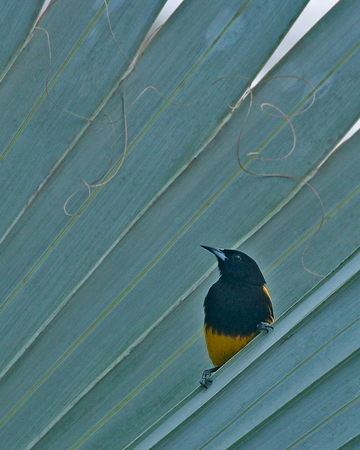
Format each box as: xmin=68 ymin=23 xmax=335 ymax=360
xmin=204 ymin=326 xmax=256 ymax=367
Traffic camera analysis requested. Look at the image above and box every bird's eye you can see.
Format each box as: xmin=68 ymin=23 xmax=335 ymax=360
xmin=233 ymin=254 xmax=241 ymax=262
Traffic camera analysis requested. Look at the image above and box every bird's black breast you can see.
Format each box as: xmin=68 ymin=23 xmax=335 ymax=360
xmin=204 ymin=279 xmax=273 ymax=336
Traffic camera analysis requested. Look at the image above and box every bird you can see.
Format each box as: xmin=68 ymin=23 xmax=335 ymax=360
xmin=199 ymin=245 xmax=274 ymax=388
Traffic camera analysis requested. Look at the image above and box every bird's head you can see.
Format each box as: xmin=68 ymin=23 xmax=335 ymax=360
xmin=200 ymin=245 xmax=266 ymax=285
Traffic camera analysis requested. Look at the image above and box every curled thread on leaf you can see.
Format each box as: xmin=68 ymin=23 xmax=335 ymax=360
xmin=235 ymin=75 xmax=324 ymax=277
xmin=246 ymin=76 xmax=315 ymax=161
xmin=63 ymin=101 xmax=127 ymax=217
xmin=36 ymin=1 xmax=167 ymax=128
xmin=36 ymin=26 xmax=122 ymax=126
xmin=103 ymin=0 xmax=135 ymax=69
xmin=36 ymin=0 xmax=133 ymax=126
xmin=63 ymin=183 xmax=91 ymax=217
xmin=88 ymin=113 xmax=116 ymax=185
xmin=87 ymin=94 xmax=128 ymax=189
xmin=257 ymin=75 xmax=316 ymax=117
xmin=36 ymin=1 xmax=132 ymax=217
xmin=63 ymin=77 xmax=128 ymax=217
xmin=219 ymin=75 xmax=252 ymax=112
xmin=247 ymin=103 xmax=297 ymax=162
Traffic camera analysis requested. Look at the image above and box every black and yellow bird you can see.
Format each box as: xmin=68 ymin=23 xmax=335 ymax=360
xmin=200 ymin=245 xmax=274 ymax=388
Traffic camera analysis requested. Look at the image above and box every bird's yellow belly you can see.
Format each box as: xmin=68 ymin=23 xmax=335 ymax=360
xmin=204 ymin=326 xmax=256 ymax=367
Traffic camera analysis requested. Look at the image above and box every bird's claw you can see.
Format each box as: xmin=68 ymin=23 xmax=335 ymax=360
xmin=256 ymin=322 xmax=274 ymax=333
xmin=199 ymin=369 xmax=213 ymax=389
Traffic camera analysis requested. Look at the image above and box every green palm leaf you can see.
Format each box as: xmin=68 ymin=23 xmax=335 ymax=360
xmin=0 ymin=0 xmax=359 ymax=448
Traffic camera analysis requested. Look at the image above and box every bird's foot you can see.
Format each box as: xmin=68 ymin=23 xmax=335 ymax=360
xmin=200 ymin=370 xmax=213 ymax=388
xmin=256 ymin=322 xmax=274 ymax=333
xmin=199 ymin=367 xmax=219 ymax=389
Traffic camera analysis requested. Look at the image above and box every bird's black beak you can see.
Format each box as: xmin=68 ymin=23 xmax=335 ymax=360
xmin=200 ymin=245 xmax=228 ymax=261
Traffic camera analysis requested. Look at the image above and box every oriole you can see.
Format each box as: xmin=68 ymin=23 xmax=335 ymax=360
xmin=200 ymin=246 xmax=274 ymax=388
